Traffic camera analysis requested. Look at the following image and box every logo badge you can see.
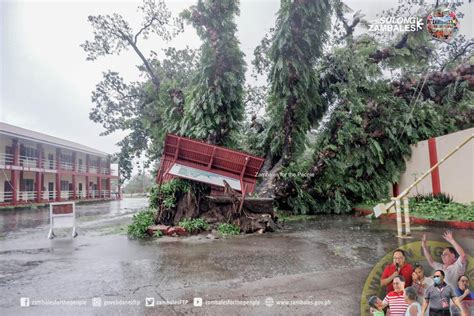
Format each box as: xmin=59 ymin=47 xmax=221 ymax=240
xmin=426 ymin=7 xmax=459 ymax=41
xmin=20 ymin=297 xmax=30 ymax=307
xmin=193 ymin=297 xmax=203 ymax=307
xmin=145 ymin=297 xmax=155 ymax=307
xmin=91 ymin=297 xmax=102 ymax=307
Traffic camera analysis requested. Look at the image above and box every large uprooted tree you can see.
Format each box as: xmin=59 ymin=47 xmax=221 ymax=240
xmin=84 ymin=0 xmax=473 ymax=224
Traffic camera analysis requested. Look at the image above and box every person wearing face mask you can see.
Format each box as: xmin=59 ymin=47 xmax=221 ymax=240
xmin=422 ymin=231 xmax=467 ymax=290
xmin=421 ymin=270 xmax=467 ymax=316
xmin=381 ymin=249 xmax=414 ymax=293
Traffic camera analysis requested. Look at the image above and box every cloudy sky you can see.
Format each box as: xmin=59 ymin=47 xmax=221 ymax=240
xmin=1 ymin=0 xmax=472 ymax=161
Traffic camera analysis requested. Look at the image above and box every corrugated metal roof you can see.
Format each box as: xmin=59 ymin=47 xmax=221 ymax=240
xmin=0 ymin=122 xmax=109 ymax=157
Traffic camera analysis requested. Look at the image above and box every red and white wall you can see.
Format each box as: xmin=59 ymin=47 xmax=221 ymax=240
xmin=393 ymin=128 xmax=473 ymax=203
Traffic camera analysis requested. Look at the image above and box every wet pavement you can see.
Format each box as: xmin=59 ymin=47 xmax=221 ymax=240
xmin=0 ymin=198 xmax=472 ymax=315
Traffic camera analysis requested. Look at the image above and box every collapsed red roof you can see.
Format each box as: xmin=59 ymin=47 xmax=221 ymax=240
xmin=156 ymin=134 xmax=265 ymax=195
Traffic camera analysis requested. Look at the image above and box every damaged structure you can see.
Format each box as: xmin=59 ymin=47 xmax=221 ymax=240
xmin=152 ymin=134 xmax=277 ymax=234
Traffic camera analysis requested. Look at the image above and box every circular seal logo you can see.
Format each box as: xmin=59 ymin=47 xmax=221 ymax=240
xmin=426 ymin=7 xmax=459 ymax=41
xmin=360 ymin=241 xmax=474 ymax=316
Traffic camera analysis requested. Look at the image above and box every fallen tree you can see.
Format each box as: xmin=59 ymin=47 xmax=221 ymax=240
xmin=150 ymin=179 xmax=278 ymax=234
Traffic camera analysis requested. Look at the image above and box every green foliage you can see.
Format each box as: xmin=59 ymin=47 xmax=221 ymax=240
xmin=180 ymin=0 xmax=246 ymax=146
xmin=217 ymin=223 xmax=240 ymax=235
xmin=409 ymin=199 xmax=474 ymax=222
xmin=127 ymin=209 xmax=157 ymax=239
xmin=275 ymin=24 xmax=472 ymax=214
xmin=266 ymin=0 xmax=332 ymax=164
xmin=149 ymin=179 xmax=192 ymax=209
xmin=153 ymin=230 xmax=163 ymax=238
xmin=413 ymin=192 xmax=454 ymax=204
xmin=178 ymin=218 xmax=209 ymax=233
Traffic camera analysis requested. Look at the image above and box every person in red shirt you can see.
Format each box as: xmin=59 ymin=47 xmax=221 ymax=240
xmin=381 ymin=249 xmax=414 ymax=293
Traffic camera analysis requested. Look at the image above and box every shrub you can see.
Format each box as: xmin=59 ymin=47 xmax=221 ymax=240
xmin=413 ymin=192 xmax=453 ymax=204
xmin=217 ymin=223 xmax=240 ymax=235
xmin=127 ymin=209 xmax=157 ymax=239
xmin=409 ymin=199 xmax=473 ymax=222
xmin=178 ymin=218 xmax=209 ymax=233
xmin=149 ymin=179 xmax=192 ymax=209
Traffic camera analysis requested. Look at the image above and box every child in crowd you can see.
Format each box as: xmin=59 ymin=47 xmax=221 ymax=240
xmin=368 ymin=296 xmax=385 ymax=316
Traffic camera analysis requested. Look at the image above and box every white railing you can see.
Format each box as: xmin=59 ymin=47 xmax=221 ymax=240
xmin=19 ymin=191 xmax=37 ymax=201
xmin=100 ymin=167 xmax=110 ymax=175
xmin=90 ymin=190 xmax=98 ymax=198
xmin=0 ymin=191 xmax=13 ymax=202
xmin=76 ymin=191 xmax=86 ymax=198
xmin=0 ymin=153 xmax=14 ymax=165
xmin=77 ymin=165 xmax=87 ymax=173
xmin=60 ymin=161 xmax=74 ymax=171
xmin=42 ymin=191 xmax=57 ymax=200
xmin=60 ymin=190 xmax=74 ymax=199
xmin=101 ymin=190 xmax=110 ymax=198
xmin=41 ymin=159 xmax=57 ymax=170
xmin=19 ymin=155 xmax=38 ymax=168
xmin=89 ymin=166 xmax=98 ymax=174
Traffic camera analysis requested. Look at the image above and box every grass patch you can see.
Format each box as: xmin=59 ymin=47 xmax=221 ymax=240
xmin=217 ymin=223 xmax=240 ymax=236
xmin=277 ymin=212 xmax=319 ymax=223
xmin=178 ymin=218 xmax=209 ymax=234
xmin=409 ymin=200 xmax=474 ymax=222
xmin=358 ymin=197 xmax=474 ymax=222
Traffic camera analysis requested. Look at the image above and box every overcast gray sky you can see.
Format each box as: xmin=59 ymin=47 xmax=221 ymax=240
xmin=1 ymin=0 xmax=472 ymax=160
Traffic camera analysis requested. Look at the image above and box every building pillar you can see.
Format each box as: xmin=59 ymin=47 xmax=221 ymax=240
xmin=56 ymin=148 xmax=61 ymax=201
xmin=19 ymin=171 xmax=24 ymax=202
xmin=11 ymin=170 xmax=18 ymax=205
xmin=36 ymin=144 xmax=43 ymax=203
xmin=72 ymin=174 xmax=77 ymax=200
xmin=106 ymin=177 xmax=111 ymax=198
xmin=97 ymin=157 xmax=102 ymax=198
xmin=86 ymin=175 xmax=90 ymax=199
xmin=11 ymin=139 xmax=19 ymax=205
xmin=98 ymin=176 xmax=102 ymax=199
xmin=35 ymin=172 xmax=41 ymax=203
xmin=12 ymin=139 xmax=19 ymax=166
xmin=56 ymin=173 xmax=61 ymax=201
xmin=72 ymin=152 xmax=76 ymax=172
xmin=107 ymin=157 xmax=111 ymax=175
xmin=86 ymin=154 xmax=90 ymax=173
xmin=36 ymin=144 xmax=43 ymax=168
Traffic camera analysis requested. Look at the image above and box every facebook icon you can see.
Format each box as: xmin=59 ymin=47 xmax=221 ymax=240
xmin=20 ymin=297 xmax=30 ymax=307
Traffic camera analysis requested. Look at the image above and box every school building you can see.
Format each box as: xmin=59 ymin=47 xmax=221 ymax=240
xmin=0 ymin=122 xmax=120 ymax=207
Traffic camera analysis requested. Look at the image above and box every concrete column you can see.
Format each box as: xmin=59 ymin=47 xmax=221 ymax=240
xmin=56 ymin=148 xmax=61 ymax=201
xmin=36 ymin=144 xmax=43 ymax=203
xmin=86 ymin=154 xmax=90 ymax=174
xmin=106 ymin=177 xmax=111 ymax=198
xmin=86 ymin=175 xmax=89 ymax=199
xmin=11 ymin=139 xmax=19 ymax=205
xmin=72 ymin=174 xmax=77 ymax=200
xmin=97 ymin=176 xmax=102 ymax=199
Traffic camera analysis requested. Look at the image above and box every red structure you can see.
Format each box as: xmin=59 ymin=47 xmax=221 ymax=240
xmin=156 ymin=134 xmax=264 ymax=196
xmin=0 ymin=123 xmax=121 ymax=207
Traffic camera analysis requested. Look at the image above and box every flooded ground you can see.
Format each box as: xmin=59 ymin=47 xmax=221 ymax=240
xmin=0 ymin=198 xmax=472 ymax=315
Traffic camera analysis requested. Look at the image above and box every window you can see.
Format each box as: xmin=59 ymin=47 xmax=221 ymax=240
xmin=60 ymin=181 xmax=69 ymax=191
xmin=20 ymin=146 xmax=37 ymax=158
xmin=20 ymin=179 xmax=34 ymax=191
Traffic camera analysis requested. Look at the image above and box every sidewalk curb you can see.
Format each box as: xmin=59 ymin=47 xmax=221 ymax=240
xmin=353 ymin=207 xmax=474 ymax=230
